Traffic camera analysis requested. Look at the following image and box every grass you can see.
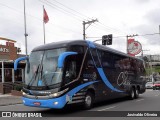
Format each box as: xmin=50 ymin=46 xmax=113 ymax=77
xmin=145 ymin=66 xmax=160 ymax=75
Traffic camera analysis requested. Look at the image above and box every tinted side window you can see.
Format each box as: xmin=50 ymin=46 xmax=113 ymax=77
xmin=69 ymin=45 xmax=84 ymax=53
xmin=112 ymin=54 xmax=122 ymax=69
xmin=63 ymin=46 xmax=84 ymax=84
xmin=102 ymin=51 xmax=113 ymax=68
xmin=63 ymin=56 xmax=77 ymax=84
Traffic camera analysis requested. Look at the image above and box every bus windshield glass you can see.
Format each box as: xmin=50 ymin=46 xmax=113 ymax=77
xmin=25 ymin=48 xmax=66 ymax=87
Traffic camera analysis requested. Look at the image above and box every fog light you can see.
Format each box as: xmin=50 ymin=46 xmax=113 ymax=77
xmin=54 ymin=102 xmax=58 ymax=105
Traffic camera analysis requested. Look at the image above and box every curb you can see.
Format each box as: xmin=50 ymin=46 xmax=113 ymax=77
xmin=0 ymin=103 xmax=22 ymax=107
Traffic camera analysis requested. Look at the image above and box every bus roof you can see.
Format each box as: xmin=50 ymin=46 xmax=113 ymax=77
xmin=32 ymin=40 xmax=87 ymax=51
xmin=32 ymin=40 xmax=143 ymax=61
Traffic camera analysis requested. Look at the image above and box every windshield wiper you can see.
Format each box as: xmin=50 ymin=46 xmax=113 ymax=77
xmin=49 ymin=66 xmax=60 ymax=85
xmin=27 ymin=64 xmax=40 ymax=88
xmin=38 ymin=65 xmax=50 ymax=89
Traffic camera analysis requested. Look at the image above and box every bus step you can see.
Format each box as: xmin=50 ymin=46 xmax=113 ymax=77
xmin=72 ymin=96 xmax=85 ymax=100
xmin=68 ymin=99 xmax=85 ymax=104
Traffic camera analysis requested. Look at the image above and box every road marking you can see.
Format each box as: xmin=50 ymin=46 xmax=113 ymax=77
xmin=155 ymin=94 xmax=160 ymax=96
xmin=146 ymin=89 xmax=153 ymax=91
xmin=97 ymin=106 xmax=116 ymax=111
xmin=136 ymin=99 xmax=144 ymax=102
xmin=0 ymin=95 xmax=12 ymax=98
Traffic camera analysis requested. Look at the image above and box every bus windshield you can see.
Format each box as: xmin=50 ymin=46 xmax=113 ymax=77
xmin=25 ymin=48 xmax=66 ymax=87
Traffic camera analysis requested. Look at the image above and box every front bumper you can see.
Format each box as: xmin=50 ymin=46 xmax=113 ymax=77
xmin=22 ymin=95 xmax=67 ymax=109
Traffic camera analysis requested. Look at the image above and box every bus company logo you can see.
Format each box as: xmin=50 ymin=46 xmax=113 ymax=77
xmin=117 ymin=71 xmax=130 ymax=86
xmin=1 ymin=112 xmax=42 ymax=117
xmin=83 ymin=72 xmax=97 ymax=80
xmin=2 ymin=112 xmax=11 ymax=117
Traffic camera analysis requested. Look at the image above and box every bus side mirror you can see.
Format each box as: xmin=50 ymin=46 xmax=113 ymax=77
xmin=14 ymin=56 xmax=28 ymax=70
xmin=58 ymin=52 xmax=78 ymax=68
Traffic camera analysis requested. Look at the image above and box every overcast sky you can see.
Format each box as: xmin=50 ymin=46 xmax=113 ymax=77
xmin=0 ymin=0 xmax=160 ymax=55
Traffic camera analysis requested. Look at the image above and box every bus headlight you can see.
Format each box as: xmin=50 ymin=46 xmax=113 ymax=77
xmin=22 ymin=92 xmax=26 ymax=96
xmin=52 ymin=93 xmax=58 ymax=97
xmin=50 ymin=88 xmax=69 ymax=98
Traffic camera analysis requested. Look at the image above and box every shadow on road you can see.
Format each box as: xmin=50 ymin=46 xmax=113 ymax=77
xmin=39 ymin=96 xmax=140 ymax=116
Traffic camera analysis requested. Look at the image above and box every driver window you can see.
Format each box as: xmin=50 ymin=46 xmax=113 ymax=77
xmin=64 ymin=57 xmax=77 ymax=84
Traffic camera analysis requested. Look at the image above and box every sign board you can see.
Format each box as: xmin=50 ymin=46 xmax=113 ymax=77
xmin=0 ymin=47 xmax=9 ymax=53
xmin=128 ymin=41 xmax=142 ymax=56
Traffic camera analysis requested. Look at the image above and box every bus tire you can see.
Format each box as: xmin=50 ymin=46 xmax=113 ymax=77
xmin=83 ymin=92 xmax=94 ymax=110
xmin=135 ymin=88 xmax=139 ymax=99
xmin=128 ymin=88 xmax=135 ymax=100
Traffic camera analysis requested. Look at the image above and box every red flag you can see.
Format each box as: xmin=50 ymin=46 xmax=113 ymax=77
xmin=43 ymin=8 xmax=49 ymax=23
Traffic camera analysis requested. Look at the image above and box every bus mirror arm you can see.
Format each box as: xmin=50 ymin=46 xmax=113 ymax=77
xmin=58 ymin=52 xmax=78 ymax=68
xmin=14 ymin=56 xmax=28 ymax=70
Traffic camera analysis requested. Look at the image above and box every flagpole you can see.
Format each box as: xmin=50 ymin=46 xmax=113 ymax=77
xmin=24 ymin=0 xmax=28 ymax=55
xmin=43 ymin=5 xmax=46 ymax=44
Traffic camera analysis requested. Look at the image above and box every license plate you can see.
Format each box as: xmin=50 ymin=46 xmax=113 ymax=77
xmin=33 ymin=102 xmax=41 ymax=106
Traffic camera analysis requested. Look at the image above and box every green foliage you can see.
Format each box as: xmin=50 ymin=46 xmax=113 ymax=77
xmin=154 ymin=66 xmax=160 ymax=73
xmin=145 ymin=66 xmax=160 ymax=75
xmin=14 ymin=85 xmax=23 ymax=91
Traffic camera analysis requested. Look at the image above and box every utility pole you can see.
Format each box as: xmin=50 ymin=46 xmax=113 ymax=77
xmin=23 ymin=0 xmax=28 ymax=56
xmin=83 ymin=19 xmax=98 ymax=40
xmin=141 ymin=49 xmax=150 ymax=57
xmin=159 ymin=25 xmax=160 ymax=35
xmin=126 ymin=34 xmax=138 ymax=54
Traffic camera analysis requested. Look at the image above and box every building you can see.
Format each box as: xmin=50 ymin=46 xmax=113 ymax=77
xmin=0 ymin=37 xmax=25 ymax=94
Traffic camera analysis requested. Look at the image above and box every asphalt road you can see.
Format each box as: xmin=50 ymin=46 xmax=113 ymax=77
xmin=0 ymin=89 xmax=160 ymax=120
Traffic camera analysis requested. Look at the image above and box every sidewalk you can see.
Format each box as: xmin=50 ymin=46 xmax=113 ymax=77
xmin=0 ymin=94 xmax=22 ymax=106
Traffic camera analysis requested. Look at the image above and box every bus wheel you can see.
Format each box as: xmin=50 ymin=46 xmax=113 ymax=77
xmin=135 ymin=88 xmax=139 ymax=99
xmin=83 ymin=92 xmax=94 ymax=110
xmin=128 ymin=88 xmax=135 ymax=100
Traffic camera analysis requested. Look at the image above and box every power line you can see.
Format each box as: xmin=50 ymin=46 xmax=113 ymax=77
xmin=40 ymin=0 xmax=128 ymax=35
xmin=52 ymin=0 xmax=92 ymax=20
xmin=87 ymin=32 xmax=160 ymax=39
xmin=0 ymin=2 xmax=82 ymax=36
xmin=83 ymin=19 xmax=98 ymax=40
xmin=97 ymin=22 xmax=127 ymax=34
xmin=39 ymin=0 xmax=83 ymax=21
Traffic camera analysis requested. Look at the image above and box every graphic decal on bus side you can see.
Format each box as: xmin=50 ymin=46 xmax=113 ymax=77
xmin=22 ymin=81 xmax=98 ymax=108
xmin=86 ymin=40 xmax=124 ymax=93
xmin=97 ymin=68 xmax=123 ymax=92
xmin=67 ymin=81 xmax=98 ymax=97
xmin=117 ymin=71 xmax=130 ymax=86
xmin=83 ymin=72 xmax=97 ymax=80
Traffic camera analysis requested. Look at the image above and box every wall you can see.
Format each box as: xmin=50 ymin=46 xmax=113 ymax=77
xmin=0 ymin=44 xmax=18 ymax=60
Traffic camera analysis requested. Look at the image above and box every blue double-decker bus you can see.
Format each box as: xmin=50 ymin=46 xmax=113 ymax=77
xmin=14 ymin=40 xmax=146 ymax=109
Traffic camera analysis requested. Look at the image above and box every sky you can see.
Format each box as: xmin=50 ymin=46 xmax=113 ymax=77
xmin=0 ymin=0 xmax=160 ymax=55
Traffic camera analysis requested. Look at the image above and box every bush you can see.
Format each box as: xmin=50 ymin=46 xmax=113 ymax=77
xmin=14 ymin=85 xmax=23 ymax=91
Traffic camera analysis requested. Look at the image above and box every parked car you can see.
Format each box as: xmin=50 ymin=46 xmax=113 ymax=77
xmin=153 ymin=81 xmax=160 ymax=90
xmin=145 ymin=82 xmax=153 ymax=89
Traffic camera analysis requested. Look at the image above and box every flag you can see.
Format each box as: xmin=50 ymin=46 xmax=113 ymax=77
xmin=43 ymin=8 xmax=49 ymax=23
